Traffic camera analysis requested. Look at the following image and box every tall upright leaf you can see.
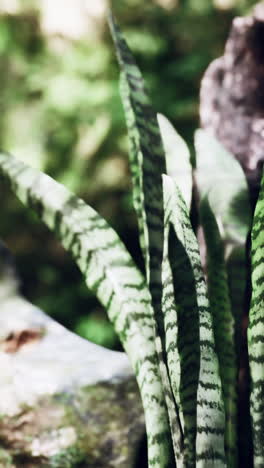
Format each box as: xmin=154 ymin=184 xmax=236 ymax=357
xmin=195 ymin=129 xmax=251 ymax=245
xmin=162 ymin=175 xmax=199 ymax=467
xmin=226 ymin=246 xmax=248 ymax=358
xmin=195 ymin=130 xmax=250 ymax=419
xmin=0 ymin=151 xmax=174 ymax=468
xmin=163 ymin=175 xmax=226 ymax=467
xmin=248 ymin=169 xmax=264 ymax=467
xmin=200 ymin=196 xmax=237 ymax=467
xmin=158 ymin=114 xmax=193 ymax=211
xmin=108 ymin=13 xmax=184 ymax=464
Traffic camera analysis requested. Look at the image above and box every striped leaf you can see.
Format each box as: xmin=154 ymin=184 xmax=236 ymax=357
xmin=0 ymin=151 xmax=174 ymax=468
xmin=200 ymin=196 xmax=238 ymax=467
xmin=158 ymin=114 xmax=193 ymax=211
xmin=248 ymin=169 xmax=264 ymax=466
xmin=195 ymin=129 xmax=251 ymax=245
xmin=108 ymin=12 xmax=184 ymax=465
xmin=162 ymin=175 xmax=199 ymax=467
xmin=163 ymin=176 xmax=226 ymax=467
xmin=226 ymin=246 xmax=248 ymax=359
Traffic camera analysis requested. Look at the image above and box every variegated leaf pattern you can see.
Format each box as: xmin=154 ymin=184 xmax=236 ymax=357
xmin=200 ymin=196 xmax=237 ymax=467
xmin=108 ymin=12 xmax=184 ymax=464
xmin=158 ymin=114 xmax=193 ymax=211
xmin=108 ymin=13 xmax=166 ymax=266
xmin=248 ymin=169 xmax=264 ymax=467
xmin=0 ymin=151 xmax=174 ymax=468
xmin=162 ymin=174 xmax=199 ymax=467
xmin=163 ymin=175 xmax=226 ymax=467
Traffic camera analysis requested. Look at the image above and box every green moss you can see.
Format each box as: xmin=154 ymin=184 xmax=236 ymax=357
xmin=0 ymin=448 xmax=13 ymax=467
xmin=49 ymin=446 xmax=87 ymax=468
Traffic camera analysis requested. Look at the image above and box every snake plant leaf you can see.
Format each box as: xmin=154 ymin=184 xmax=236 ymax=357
xmin=158 ymin=114 xmax=193 ymax=211
xmin=0 ymin=151 xmax=174 ymax=468
xmin=248 ymin=169 xmax=264 ymax=467
xmin=226 ymin=246 xmax=248 ymax=358
xmin=108 ymin=13 xmax=166 ymax=264
xmin=200 ymin=196 xmax=238 ymax=467
xmin=108 ymin=12 xmax=184 ymax=464
xmin=195 ymin=129 xmax=251 ymax=245
xmin=163 ymin=175 xmax=226 ymax=467
xmin=162 ymin=175 xmax=199 ymax=467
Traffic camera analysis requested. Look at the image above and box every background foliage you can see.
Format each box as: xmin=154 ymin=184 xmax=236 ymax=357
xmin=0 ymin=0 xmax=257 ymax=349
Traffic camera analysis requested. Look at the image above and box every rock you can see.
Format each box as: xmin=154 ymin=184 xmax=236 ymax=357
xmin=199 ymin=6 xmax=264 ymax=467
xmin=0 ymin=242 xmax=145 ymax=468
xmin=200 ymin=2 xmax=264 ymax=204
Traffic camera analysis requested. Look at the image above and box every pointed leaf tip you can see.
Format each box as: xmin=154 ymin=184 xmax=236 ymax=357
xmin=158 ymin=113 xmax=192 ymax=211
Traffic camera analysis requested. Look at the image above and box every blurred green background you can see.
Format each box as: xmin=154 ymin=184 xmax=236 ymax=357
xmin=0 ymin=0 xmax=257 ymax=350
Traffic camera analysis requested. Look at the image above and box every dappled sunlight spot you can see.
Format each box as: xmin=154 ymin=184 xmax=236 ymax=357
xmin=84 ymin=0 xmax=107 ymax=18
xmin=213 ymin=0 xmax=236 ymax=10
xmin=153 ymin=0 xmax=178 ymax=10
xmin=39 ymin=0 xmax=107 ymax=40
xmin=40 ymin=0 xmax=87 ymax=39
xmin=4 ymin=104 xmax=46 ymax=171
xmin=0 ymin=0 xmax=19 ymax=14
xmin=97 ymin=157 xmax=127 ymax=189
xmin=75 ymin=114 xmax=111 ymax=161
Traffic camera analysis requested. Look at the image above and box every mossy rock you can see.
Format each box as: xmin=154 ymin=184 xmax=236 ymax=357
xmin=0 ymin=263 xmax=145 ymax=467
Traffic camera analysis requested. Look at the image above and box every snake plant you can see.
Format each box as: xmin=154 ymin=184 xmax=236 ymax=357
xmin=0 ymin=12 xmax=263 ymax=468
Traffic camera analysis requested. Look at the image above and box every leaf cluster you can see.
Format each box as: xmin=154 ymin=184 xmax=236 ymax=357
xmin=0 ymin=8 xmax=263 ymax=468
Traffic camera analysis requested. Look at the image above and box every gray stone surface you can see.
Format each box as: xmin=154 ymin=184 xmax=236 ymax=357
xmin=200 ymin=7 xmax=264 ymax=466
xmin=0 ymin=244 xmax=145 ymax=467
xmin=200 ymin=2 xmax=264 ymax=204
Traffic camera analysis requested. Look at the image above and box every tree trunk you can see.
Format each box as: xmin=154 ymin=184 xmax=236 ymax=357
xmin=199 ymin=4 xmax=264 ymax=467
xmin=200 ymin=2 xmax=264 ymax=205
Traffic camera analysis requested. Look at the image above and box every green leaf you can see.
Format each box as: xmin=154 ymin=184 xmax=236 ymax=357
xmin=248 ymin=169 xmax=264 ymax=466
xmin=158 ymin=114 xmax=193 ymax=211
xmin=0 ymin=151 xmax=173 ymax=468
xmin=108 ymin=12 xmax=184 ymax=465
xmin=163 ymin=175 xmax=226 ymax=467
xmin=200 ymin=196 xmax=238 ymax=467
xmin=195 ymin=129 xmax=251 ymax=245
xmin=226 ymin=246 xmax=248 ymax=359
xmin=162 ymin=175 xmax=199 ymax=466
xmin=109 ymin=14 xmax=226 ymax=466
